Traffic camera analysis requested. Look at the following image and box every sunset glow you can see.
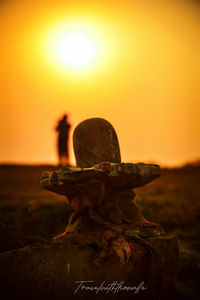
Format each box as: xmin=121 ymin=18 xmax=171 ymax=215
xmin=46 ymin=24 xmax=100 ymax=71
xmin=55 ymin=32 xmax=96 ymax=68
xmin=0 ymin=0 xmax=199 ymax=167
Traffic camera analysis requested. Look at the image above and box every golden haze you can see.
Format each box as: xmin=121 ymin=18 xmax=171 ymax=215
xmin=0 ymin=0 xmax=199 ymax=167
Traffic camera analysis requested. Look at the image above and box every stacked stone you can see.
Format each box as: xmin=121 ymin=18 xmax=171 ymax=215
xmin=41 ymin=162 xmax=164 ymax=247
xmin=0 ymin=118 xmax=179 ymax=300
xmin=40 ymin=118 xmax=179 ymax=299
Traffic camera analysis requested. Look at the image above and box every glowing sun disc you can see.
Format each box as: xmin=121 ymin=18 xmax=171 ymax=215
xmin=54 ymin=31 xmax=97 ymax=69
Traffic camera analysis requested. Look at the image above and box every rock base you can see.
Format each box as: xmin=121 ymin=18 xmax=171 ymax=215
xmin=0 ymin=235 xmax=178 ymax=300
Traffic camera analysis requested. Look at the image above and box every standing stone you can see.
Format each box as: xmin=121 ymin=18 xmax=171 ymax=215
xmin=73 ymin=118 xmax=121 ymax=167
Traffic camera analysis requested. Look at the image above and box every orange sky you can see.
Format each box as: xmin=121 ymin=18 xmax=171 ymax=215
xmin=0 ymin=0 xmax=199 ymax=167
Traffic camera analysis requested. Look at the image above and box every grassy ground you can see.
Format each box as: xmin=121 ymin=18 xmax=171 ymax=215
xmin=0 ymin=164 xmax=200 ymax=298
xmin=135 ymin=166 xmax=200 ymax=298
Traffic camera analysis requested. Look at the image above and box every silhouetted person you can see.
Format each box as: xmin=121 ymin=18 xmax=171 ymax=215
xmin=56 ymin=114 xmax=71 ymax=166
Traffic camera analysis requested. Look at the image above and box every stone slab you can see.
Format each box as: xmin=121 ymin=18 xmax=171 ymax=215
xmin=41 ymin=162 xmax=160 ymax=196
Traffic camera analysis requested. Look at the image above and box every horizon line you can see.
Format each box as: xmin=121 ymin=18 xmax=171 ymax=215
xmin=1 ymin=160 xmax=200 ymax=169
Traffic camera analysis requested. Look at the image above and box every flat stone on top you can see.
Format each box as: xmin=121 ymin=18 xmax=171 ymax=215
xmin=41 ymin=162 xmax=160 ymax=196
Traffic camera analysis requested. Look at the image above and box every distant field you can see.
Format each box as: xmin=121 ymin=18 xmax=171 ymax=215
xmin=0 ymin=164 xmax=200 ymax=298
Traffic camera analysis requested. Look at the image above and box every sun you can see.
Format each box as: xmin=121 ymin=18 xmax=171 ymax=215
xmin=55 ymin=31 xmax=97 ymax=69
xmin=44 ymin=20 xmax=109 ymax=74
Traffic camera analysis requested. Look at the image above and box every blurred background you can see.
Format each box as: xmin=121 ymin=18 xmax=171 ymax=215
xmin=0 ymin=1 xmax=200 ymax=298
xmin=0 ymin=0 xmax=199 ymax=167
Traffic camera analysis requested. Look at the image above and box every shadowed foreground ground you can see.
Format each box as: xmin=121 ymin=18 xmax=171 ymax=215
xmin=0 ymin=164 xmax=199 ymax=299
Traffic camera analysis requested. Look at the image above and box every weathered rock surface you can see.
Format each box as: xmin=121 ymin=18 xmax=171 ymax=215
xmin=41 ymin=162 xmax=161 ymax=196
xmin=41 ymin=162 xmax=163 ymax=241
xmin=39 ymin=118 xmax=178 ymax=300
xmin=0 ymin=235 xmax=178 ymax=300
xmin=73 ymin=118 xmax=121 ymax=168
